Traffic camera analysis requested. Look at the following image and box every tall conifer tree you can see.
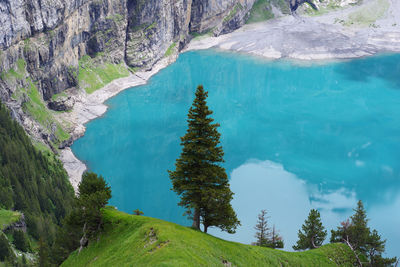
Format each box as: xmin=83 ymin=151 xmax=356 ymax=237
xmin=169 ymin=85 xmax=239 ymax=233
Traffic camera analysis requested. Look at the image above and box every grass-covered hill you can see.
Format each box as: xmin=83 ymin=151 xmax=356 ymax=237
xmin=62 ymin=207 xmax=356 ymax=267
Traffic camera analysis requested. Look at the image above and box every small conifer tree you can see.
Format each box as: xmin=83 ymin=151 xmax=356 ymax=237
xmin=254 ymin=210 xmax=284 ymax=248
xmin=13 ymin=230 xmax=30 ymax=252
xmin=254 ymin=210 xmax=270 ymax=247
xmin=293 ymin=209 xmax=327 ymax=250
xmin=38 ymin=238 xmax=50 ymax=267
xmin=133 ymin=209 xmax=144 ymax=216
xmin=0 ymin=233 xmax=13 ymax=262
xmin=269 ymin=225 xmax=284 ymax=249
xmin=76 ymin=172 xmax=112 ymax=253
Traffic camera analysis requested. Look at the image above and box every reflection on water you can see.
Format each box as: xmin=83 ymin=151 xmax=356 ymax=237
xmin=211 ymin=159 xmax=400 ymax=257
xmin=72 ymin=50 xmax=400 ymax=257
xmin=210 ymin=160 xmax=356 ymax=250
xmin=336 ymin=54 xmax=400 ymax=89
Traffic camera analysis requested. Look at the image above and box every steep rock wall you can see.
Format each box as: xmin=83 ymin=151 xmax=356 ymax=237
xmin=0 ymin=0 xmax=256 ymax=148
xmin=190 ymin=0 xmax=255 ymax=34
xmin=125 ymin=0 xmax=192 ymax=68
xmin=0 ymin=0 xmax=128 ymax=146
xmin=0 ymin=0 xmax=127 ymax=100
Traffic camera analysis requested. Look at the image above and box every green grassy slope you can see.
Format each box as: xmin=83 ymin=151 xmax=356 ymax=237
xmin=78 ymin=55 xmax=130 ymax=94
xmin=62 ymin=207 xmax=356 ymax=267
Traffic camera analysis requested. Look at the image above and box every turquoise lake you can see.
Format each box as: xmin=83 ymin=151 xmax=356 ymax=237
xmin=72 ymin=50 xmax=400 ymax=257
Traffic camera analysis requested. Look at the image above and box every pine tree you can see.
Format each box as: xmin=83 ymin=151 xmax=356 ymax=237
xmin=13 ymin=230 xmax=30 ymax=252
xmin=0 ymin=233 xmax=13 ymax=262
xmin=350 ymin=200 xmax=370 ymax=252
xmin=331 ymin=200 xmax=370 ymax=252
xmin=293 ymin=209 xmax=327 ymax=250
xmin=0 ymin=101 xmax=74 ymax=258
xmin=269 ymin=225 xmax=284 ymax=249
xmin=367 ymin=229 xmax=385 ymax=264
xmin=254 ymin=210 xmax=270 ymax=247
xmin=50 ymin=172 xmax=112 ymax=265
xmin=76 ymin=172 xmax=112 ymax=253
xmin=201 ymin=188 xmax=239 ymax=233
xmin=133 ymin=209 xmax=144 ymax=216
xmin=253 ymin=210 xmax=284 ymax=248
xmin=169 ymin=85 xmax=239 ymax=233
xmin=330 ymin=200 xmax=396 ymax=266
xmin=38 ymin=238 xmax=50 ymax=267
xmin=330 ymin=219 xmax=351 ymax=244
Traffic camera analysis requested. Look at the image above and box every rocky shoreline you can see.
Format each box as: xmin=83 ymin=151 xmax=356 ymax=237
xmin=57 ymin=55 xmax=178 ymax=190
xmin=59 ymin=0 xmax=400 ymax=190
xmin=185 ymin=2 xmax=400 ymax=60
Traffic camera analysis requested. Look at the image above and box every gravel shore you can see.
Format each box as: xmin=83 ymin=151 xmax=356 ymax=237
xmin=185 ymin=0 xmax=400 ymax=60
xmin=57 ymin=55 xmax=178 ymax=190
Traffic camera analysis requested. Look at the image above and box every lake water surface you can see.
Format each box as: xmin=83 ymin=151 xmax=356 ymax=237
xmin=72 ymin=50 xmax=400 ymax=257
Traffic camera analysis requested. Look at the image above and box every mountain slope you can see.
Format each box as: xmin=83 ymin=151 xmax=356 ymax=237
xmin=0 ymin=102 xmax=74 ymax=240
xmin=62 ymin=207 xmax=356 ymax=266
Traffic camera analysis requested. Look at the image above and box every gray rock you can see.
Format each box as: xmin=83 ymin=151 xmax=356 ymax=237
xmin=288 ymin=0 xmax=318 ymax=12
xmin=190 ymin=0 xmax=255 ymax=35
xmin=48 ymin=96 xmax=75 ymax=111
xmin=3 ymin=213 xmax=27 ymax=233
xmin=59 ymin=137 xmax=74 ymax=149
xmin=0 ymin=0 xmax=258 ymax=148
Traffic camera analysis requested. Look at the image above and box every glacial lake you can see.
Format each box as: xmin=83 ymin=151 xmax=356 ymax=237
xmin=72 ymin=50 xmax=400 ymax=257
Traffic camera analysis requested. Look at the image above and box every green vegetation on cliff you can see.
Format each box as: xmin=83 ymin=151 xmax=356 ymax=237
xmin=22 ymin=79 xmax=70 ymax=143
xmin=247 ymin=0 xmax=290 ymax=24
xmin=62 ymin=207 xmax=356 ymax=267
xmin=78 ymin=55 xmax=130 ymax=94
xmin=164 ymin=43 xmax=177 ymax=58
xmin=3 ymin=59 xmax=70 ymax=147
xmin=223 ymin=3 xmax=243 ymax=23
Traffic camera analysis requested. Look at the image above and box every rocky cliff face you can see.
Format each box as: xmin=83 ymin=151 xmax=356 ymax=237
xmin=0 ymin=0 xmax=256 ymax=148
xmin=190 ymin=0 xmax=256 ymax=34
xmin=125 ymin=0 xmax=190 ymax=68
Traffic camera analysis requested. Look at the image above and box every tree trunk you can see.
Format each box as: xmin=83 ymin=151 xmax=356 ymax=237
xmin=97 ymin=215 xmax=103 ymax=242
xmin=311 ymin=236 xmax=319 ymax=249
xmin=343 ymin=236 xmax=362 ymax=267
xmin=204 ymin=224 xmax=208 ymax=233
xmin=192 ymin=208 xmax=200 ymax=230
xmin=79 ymin=222 xmax=88 ymax=254
xmin=272 ymin=226 xmax=276 ymax=247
